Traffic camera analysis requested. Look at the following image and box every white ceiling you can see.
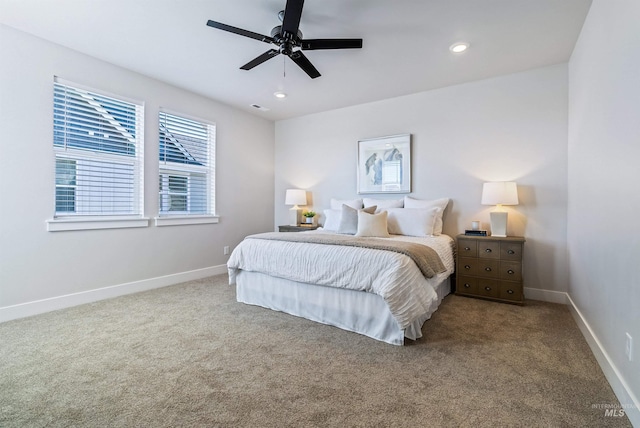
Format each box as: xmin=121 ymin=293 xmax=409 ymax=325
xmin=0 ymin=0 xmax=592 ymax=121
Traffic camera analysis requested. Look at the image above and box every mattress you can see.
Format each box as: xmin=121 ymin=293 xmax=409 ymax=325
xmin=228 ymin=231 xmax=455 ymax=344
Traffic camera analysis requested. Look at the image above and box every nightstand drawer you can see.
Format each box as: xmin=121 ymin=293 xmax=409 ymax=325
xmin=498 ymin=281 xmax=523 ymax=302
xmin=476 ymin=260 xmax=499 ymax=278
xmin=458 ymin=276 xmax=479 ymax=295
xmin=500 ymin=261 xmax=522 ymax=281
xmin=459 ymin=257 xmax=479 ymax=276
xmin=458 ymin=239 xmax=478 ymax=258
xmin=477 ymin=279 xmax=499 ymax=298
xmin=500 ymin=242 xmax=523 ymax=261
xmin=478 ymin=241 xmax=500 ymax=259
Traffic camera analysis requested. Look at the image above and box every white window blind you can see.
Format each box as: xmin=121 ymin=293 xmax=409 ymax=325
xmin=159 ymin=111 xmax=215 ymax=215
xmin=53 ymin=79 xmax=144 ymax=217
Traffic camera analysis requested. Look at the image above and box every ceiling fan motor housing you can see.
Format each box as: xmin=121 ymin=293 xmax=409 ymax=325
xmin=270 ymin=26 xmax=282 ymax=38
xmin=271 ymin=25 xmax=303 ymax=43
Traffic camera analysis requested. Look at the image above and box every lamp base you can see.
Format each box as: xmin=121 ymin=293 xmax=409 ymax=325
xmin=489 ymin=211 xmax=508 ymax=237
xmin=289 ymin=207 xmax=300 ymax=226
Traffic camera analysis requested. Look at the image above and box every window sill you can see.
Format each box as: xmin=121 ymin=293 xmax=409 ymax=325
xmin=47 ymin=217 xmax=150 ymax=232
xmin=154 ymin=215 xmax=220 ymax=227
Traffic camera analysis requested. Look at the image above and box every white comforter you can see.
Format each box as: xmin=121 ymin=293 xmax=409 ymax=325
xmin=227 ymin=231 xmax=455 ymax=329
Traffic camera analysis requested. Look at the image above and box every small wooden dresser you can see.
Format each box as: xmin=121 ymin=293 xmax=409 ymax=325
xmin=455 ymin=234 xmax=525 ymax=304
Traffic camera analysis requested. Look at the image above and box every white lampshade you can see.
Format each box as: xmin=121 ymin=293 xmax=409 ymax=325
xmin=481 ymin=182 xmax=518 ymax=237
xmin=285 ymin=189 xmax=307 ymax=206
xmin=481 ymin=182 xmax=519 ymax=206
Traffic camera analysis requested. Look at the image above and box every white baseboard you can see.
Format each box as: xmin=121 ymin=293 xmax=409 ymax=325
xmin=567 ymin=294 xmax=640 ymax=427
xmin=0 ymin=264 xmax=228 ymax=323
xmin=524 ymin=287 xmax=568 ymax=304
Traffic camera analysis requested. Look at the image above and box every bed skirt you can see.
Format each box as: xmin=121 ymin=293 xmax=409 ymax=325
xmin=234 ymin=271 xmax=451 ymax=346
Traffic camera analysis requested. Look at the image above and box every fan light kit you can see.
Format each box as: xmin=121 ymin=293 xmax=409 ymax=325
xmin=206 ymin=0 xmax=363 ymax=79
xmin=450 ymin=42 xmax=469 ymax=53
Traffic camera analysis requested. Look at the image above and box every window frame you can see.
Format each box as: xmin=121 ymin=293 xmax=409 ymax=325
xmin=155 ymin=109 xmax=218 ymax=226
xmin=47 ymin=77 xmax=149 ymax=232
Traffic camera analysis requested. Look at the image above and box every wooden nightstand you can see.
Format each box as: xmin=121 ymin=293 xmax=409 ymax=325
xmin=278 ymin=225 xmax=319 ymax=232
xmin=456 ymin=234 xmax=525 ymax=305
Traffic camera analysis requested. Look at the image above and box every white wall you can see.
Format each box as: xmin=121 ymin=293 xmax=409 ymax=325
xmin=275 ymin=64 xmax=569 ymax=295
xmin=568 ymin=0 xmax=639 ymax=422
xmin=0 ymin=25 xmax=275 ymax=314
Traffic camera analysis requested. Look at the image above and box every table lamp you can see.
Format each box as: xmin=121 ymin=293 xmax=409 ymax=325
xmin=285 ymin=189 xmax=307 ymax=226
xmin=481 ymin=182 xmax=519 ymax=237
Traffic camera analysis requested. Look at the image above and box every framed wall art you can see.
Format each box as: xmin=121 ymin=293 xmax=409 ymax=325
xmin=357 ymin=134 xmax=411 ymax=194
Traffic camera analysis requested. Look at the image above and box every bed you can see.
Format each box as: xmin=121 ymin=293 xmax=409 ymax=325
xmin=227 ymin=197 xmax=455 ymax=345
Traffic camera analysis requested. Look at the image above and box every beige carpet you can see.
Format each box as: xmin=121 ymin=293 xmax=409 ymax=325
xmin=0 ymin=275 xmax=632 ymax=427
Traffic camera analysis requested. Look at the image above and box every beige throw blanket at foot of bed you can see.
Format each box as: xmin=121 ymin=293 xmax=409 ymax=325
xmin=246 ymin=232 xmax=446 ymax=278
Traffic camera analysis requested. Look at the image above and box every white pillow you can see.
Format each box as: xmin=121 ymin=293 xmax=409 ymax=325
xmin=355 ymin=211 xmax=390 ymax=238
xmin=330 ymin=198 xmax=363 ymax=210
xmin=338 ymin=205 xmax=376 ymax=235
xmin=403 ymin=197 xmax=449 ymax=235
xmin=387 ymin=207 xmax=440 ymax=237
xmin=322 ymin=209 xmax=341 ymax=231
xmin=363 ymin=198 xmax=404 ymax=213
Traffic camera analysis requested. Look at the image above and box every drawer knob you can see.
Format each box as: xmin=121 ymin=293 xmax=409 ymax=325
xmin=507 ymin=289 xmax=514 ymax=294
xmin=507 ymin=269 xmax=515 ymax=275
xmin=484 ymin=286 xmax=492 ymax=291
xmin=485 ymin=248 xmax=492 ymax=253
xmin=464 ymin=283 xmax=471 ymax=288
xmin=484 ymin=267 xmax=492 ymax=272
xmin=464 ymin=247 xmax=471 ymax=251
xmin=507 ymin=249 xmax=515 ymax=255
xmin=464 ymin=265 xmax=471 ymax=270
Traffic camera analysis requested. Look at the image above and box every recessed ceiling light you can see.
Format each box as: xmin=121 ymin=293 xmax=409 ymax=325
xmin=449 ymin=42 xmax=469 ymax=53
xmin=273 ymin=91 xmax=287 ymax=99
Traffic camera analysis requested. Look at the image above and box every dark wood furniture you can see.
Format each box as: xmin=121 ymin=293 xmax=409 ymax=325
xmin=456 ymin=234 xmax=525 ymax=304
xmin=278 ymin=225 xmax=319 ymax=232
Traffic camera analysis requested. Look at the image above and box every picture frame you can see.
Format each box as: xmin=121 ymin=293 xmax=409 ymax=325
xmin=357 ymin=134 xmax=411 ymax=194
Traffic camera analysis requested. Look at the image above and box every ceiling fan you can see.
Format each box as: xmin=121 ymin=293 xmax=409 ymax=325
xmin=206 ymin=0 xmax=363 ymax=79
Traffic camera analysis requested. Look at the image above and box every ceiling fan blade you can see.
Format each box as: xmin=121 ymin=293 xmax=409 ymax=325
xmin=206 ymin=20 xmax=275 ymax=44
xmin=301 ymin=39 xmax=363 ymax=50
xmin=240 ymin=49 xmax=281 ymax=70
xmin=289 ymin=50 xmax=320 ymax=79
xmin=281 ymin=0 xmax=304 ymax=36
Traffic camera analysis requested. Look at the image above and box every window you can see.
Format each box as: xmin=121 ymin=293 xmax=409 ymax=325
xmin=53 ymin=79 xmax=144 ymax=217
xmin=158 ymin=111 xmax=215 ymax=216
xmin=159 ymin=174 xmax=188 ymax=212
xmin=55 ymin=158 xmax=76 ymax=212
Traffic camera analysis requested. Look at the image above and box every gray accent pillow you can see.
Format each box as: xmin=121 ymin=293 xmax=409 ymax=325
xmin=338 ymin=204 xmax=376 ymax=234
